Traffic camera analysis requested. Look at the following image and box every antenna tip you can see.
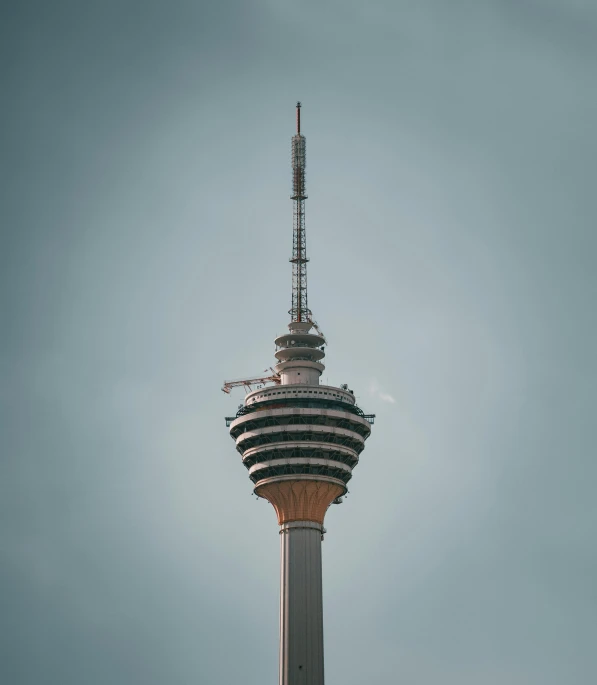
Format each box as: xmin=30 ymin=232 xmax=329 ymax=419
xmin=296 ymin=101 xmax=301 ymax=108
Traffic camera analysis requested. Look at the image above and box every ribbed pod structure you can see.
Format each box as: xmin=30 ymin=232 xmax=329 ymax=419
xmin=223 ymin=105 xmax=374 ymax=685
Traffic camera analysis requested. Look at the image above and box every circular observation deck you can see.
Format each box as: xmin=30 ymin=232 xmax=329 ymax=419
xmin=275 ymin=347 xmax=325 ymax=363
xmin=227 ymin=386 xmax=373 ymax=517
xmin=224 ymin=322 xmax=375 ymax=525
xmin=274 ymin=332 xmax=325 ymax=348
xmin=244 ymin=384 xmax=356 ymax=407
xmin=274 ymin=330 xmax=326 ymax=365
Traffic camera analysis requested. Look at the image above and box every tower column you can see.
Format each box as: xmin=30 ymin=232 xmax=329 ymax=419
xmin=279 ymin=521 xmax=325 ymax=685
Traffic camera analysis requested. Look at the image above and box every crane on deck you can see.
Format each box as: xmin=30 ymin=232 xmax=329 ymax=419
xmin=221 ymin=368 xmax=281 ymax=394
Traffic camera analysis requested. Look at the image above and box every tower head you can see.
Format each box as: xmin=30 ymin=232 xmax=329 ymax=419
xmin=224 ymin=104 xmax=374 ymax=526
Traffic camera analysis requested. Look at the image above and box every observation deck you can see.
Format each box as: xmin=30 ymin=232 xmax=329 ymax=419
xmin=226 ymin=322 xmax=374 ymax=525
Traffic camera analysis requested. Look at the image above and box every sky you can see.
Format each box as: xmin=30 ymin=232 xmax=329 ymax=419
xmin=2 ymin=1 xmax=597 ymax=683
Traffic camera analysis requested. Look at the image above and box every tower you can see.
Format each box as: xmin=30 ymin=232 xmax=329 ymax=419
xmin=223 ymin=104 xmax=375 ymax=685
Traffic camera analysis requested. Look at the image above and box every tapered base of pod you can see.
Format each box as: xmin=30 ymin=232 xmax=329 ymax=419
xmin=255 ymin=478 xmax=344 ymax=525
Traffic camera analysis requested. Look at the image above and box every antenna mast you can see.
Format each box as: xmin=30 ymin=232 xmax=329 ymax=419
xmin=290 ymin=102 xmax=311 ymax=323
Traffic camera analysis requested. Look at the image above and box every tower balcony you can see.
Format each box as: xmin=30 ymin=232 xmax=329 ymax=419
xmin=235 ymin=424 xmax=366 ymax=456
xmin=274 ymin=347 xmax=325 ymax=363
xmin=228 ymin=404 xmax=374 ymax=439
xmin=274 ymin=332 xmax=325 ymax=348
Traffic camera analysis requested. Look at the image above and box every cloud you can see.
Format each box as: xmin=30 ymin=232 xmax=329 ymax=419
xmin=369 ymin=379 xmax=396 ymax=404
xmin=378 ymin=391 xmax=396 ymax=404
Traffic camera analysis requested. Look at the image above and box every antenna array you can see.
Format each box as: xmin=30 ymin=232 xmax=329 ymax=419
xmin=290 ymin=102 xmax=311 ymax=323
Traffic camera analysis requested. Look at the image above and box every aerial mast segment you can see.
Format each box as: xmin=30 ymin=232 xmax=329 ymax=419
xmin=290 ymin=101 xmax=311 ymax=323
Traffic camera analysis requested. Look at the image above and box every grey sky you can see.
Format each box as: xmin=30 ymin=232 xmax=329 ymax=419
xmin=2 ymin=1 xmax=596 ymax=683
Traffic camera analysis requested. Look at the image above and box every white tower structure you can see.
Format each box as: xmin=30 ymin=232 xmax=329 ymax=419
xmin=223 ymin=103 xmax=375 ymax=685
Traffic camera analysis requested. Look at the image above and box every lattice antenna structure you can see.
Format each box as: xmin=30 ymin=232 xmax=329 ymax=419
xmin=290 ymin=101 xmax=311 ymax=323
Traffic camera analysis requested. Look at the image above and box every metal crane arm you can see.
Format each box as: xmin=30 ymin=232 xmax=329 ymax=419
xmin=221 ymin=369 xmax=281 ymax=394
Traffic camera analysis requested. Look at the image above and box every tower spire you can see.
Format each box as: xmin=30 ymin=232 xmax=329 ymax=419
xmin=290 ymin=102 xmax=311 ymax=323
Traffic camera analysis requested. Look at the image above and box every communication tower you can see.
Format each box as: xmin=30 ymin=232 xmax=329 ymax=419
xmin=223 ymin=103 xmax=375 ymax=685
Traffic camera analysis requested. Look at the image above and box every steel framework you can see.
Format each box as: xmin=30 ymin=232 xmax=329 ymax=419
xmin=221 ymin=369 xmax=280 ymax=394
xmin=290 ymin=102 xmax=311 ymax=323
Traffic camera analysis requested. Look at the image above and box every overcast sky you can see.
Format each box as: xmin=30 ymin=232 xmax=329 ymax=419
xmin=2 ymin=1 xmax=597 ymax=684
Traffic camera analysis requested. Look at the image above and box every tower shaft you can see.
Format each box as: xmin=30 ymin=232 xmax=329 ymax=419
xmin=280 ymin=521 xmax=325 ymax=685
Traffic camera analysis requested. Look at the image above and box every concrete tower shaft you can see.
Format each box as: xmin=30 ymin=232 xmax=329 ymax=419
xmin=279 ymin=521 xmax=325 ymax=685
